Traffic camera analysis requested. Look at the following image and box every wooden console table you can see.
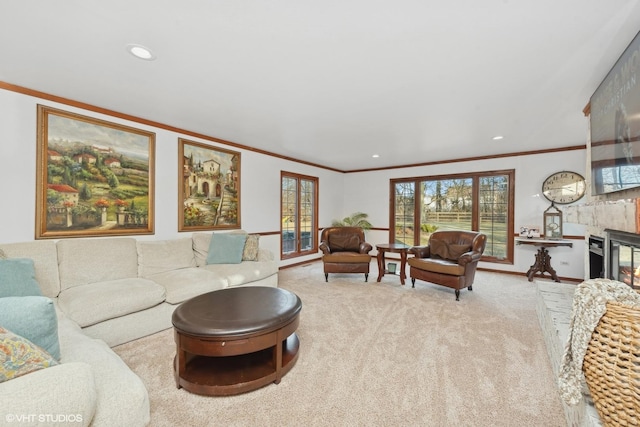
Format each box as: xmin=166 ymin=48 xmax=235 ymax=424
xmin=516 ymin=237 xmax=573 ymax=282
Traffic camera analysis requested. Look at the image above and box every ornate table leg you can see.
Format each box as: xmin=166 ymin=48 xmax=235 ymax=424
xmin=526 ymin=247 xmax=560 ymax=282
xmin=376 ymin=249 xmax=385 ymax=282
xmin=540 ymin=247 xmax=560 ymax=282
xmin=399 ymin=250 xmax=407 ymax=285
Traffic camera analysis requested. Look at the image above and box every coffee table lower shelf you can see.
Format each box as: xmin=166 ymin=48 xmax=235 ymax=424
xmin=174 ymin=333 xmax=299 ymax=396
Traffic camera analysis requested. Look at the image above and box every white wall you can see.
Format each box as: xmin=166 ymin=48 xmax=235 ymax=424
xmin=0 ymin=88 xmax=344 ymax=267
xmin=0 ymin=86 xmax=588 ymax=278
xmin=342 ymin=150 xmax=588 ymax=280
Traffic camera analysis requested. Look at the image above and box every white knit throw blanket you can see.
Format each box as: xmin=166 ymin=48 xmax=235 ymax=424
xmin=558 ymin=278 xmax=640 ymax=405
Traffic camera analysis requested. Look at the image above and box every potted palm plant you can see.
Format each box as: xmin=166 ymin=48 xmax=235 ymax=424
xmin=331 ymin=212 xmax=372 ymax=230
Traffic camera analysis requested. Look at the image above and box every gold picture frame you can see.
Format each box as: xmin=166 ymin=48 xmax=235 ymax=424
xmin=36 ymin=105 xmax=155 ymax=239
xmin=178 ymin=138 xmax=241 ymax=231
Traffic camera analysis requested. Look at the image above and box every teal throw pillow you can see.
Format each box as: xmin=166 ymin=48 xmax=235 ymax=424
xmin=0 ymin=258 xmax=43 ymax=297
xmin=206 ymin=233 xmax=247 ymax=264
xmin=0 ymin=296 xmax=60 ymax=361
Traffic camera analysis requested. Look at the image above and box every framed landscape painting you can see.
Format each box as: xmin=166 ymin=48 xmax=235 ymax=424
xmin=36 ymin=105 xmax=155 ymax=239
xmin=178 ymin=138 xmax=241 ymax=231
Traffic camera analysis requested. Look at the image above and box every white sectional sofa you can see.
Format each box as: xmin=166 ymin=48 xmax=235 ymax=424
xmin=0 ymin=232 xmax=278 ymax=427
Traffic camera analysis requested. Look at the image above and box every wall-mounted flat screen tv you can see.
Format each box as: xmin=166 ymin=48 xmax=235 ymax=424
xmin=590 ymin=30 xmax=640 ymax=195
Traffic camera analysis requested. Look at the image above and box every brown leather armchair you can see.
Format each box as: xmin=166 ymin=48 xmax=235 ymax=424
xmin=408 ymin=230 xmax=486 ymax=300
xmin=319 ymin=227 xmax=373 ymax=282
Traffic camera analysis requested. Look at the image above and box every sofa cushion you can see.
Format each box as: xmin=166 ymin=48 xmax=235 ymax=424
xmin=148 ymin=268 xmax=227 ymax=304
xmin=242 ymin=234 xmax=260 ymax=261
xmin=0 ymin=241 xmax=60 ymax=298
xmin=206 ymin=233 xmax=247 ymax=264
xmin=57 ymin=278 xmax=166 ymax=327
xmin=0 ymin=296 xmax=60 ymax=360
xmin=0 ymin=258 xmax=43 ymax=297
xmin=192 ymin=232 xmax=214 ymax=267
xmin=0 ymin=361 xmax=96 ymax=427
xmin=57 ymin=238 xmax=139 ymax=291
xmin=137 ymin=238 xmax=196 ymax=277
xmin=0 ymin=326 xmax=58 ymax=383
xmin=201 ymin=260 xmax=278 ymax=287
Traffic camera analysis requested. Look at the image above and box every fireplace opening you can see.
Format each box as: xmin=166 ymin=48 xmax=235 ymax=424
xmin=588 ymin=235 xmax=604 ymax=279
xmin=606 ymin=229 xmax=640 ymax=290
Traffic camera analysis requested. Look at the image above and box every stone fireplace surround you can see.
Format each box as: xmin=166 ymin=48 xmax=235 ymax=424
xmin=536 ymin=198 xmax=639 ymax=426
xmin=563 ymin=198 xmax=639 ymax=279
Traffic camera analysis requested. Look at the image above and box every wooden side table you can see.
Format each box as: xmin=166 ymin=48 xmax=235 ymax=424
xmin=515 ymin=237 xmax=573 ymax=282
xmin=376 ymin=243 xmax=411 ymax=285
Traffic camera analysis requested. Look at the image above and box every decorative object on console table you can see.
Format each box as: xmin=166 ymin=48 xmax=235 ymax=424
xmin=544 ymin=204 xmax=563 ymax=240
xmin=35 ymin=105 xmax=155 ymax=239
xmin=520 ymin=226 xmax=541 ymax=238
xmin=178 ymin=138 xmax=241 ymax=231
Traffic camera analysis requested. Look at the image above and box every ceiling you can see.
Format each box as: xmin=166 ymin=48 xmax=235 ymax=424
xmin=2 ymin=1 xmax=640 ymax=171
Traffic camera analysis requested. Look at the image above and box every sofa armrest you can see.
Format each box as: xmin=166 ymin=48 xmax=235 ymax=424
xmin=257 ymin=248 xmax=274 ymax=262
xmin=0 ymin=362 xmax=97 ymax=427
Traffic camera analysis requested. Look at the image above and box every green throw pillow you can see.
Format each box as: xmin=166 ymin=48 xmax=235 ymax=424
xmin=206 ymin=233 xmax=247 ymax=264
xmin=0 ymin=258 xmax=43 ymax=297
xmin=0 ymin=296 xmax=60 ymax=361
xmin=0 ymin=326 xmax=58 ymax=383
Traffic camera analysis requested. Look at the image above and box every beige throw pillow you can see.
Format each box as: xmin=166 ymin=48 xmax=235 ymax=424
xmin=242 ymin=234 xmax=260 ymax=261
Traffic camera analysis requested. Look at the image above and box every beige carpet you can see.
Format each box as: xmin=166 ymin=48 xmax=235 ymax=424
xmin=114 ymin=263 xmax=567 ymax=427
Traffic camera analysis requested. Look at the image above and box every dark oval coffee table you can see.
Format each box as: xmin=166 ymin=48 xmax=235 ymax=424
xmin=172 ymin=286 xmax=302 ymax=396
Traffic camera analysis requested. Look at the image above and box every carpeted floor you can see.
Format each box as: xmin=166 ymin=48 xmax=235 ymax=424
xmin=113 ymin=262 xmax=567 ymax=427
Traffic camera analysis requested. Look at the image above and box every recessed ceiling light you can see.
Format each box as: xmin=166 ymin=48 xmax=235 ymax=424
xmin=492 ymin=135 xmax=504 ymax=140
xmin=126 ymin=44 xmax=156 ymax=61
xmin=372 ymin=154 xmax=380 ymax=158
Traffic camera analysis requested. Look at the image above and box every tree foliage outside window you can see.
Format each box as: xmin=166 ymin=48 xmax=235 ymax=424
xmin=391 ymin=170 xmax=514 ymax=262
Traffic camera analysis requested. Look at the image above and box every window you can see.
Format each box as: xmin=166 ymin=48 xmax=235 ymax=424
xmin=391 ymin=170 xmax=514 ymax=263
xmin=281 ymin=172 xmax=318 ymax=259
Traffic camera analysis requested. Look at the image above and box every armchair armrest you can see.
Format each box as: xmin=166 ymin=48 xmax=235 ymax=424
xmin=359 ymin=242 xmax=373 ymax=254
xmin=319 ymin=241 xmax=331 ymax=254
xmin=409 ymin=245 xmax=431 ymax=258
xmin=458 ymin=250 xmax=482 ymax=266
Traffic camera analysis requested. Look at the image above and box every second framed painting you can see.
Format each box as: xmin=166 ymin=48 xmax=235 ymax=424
xmin=178 ymin=138 xmax=241 ymax=231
